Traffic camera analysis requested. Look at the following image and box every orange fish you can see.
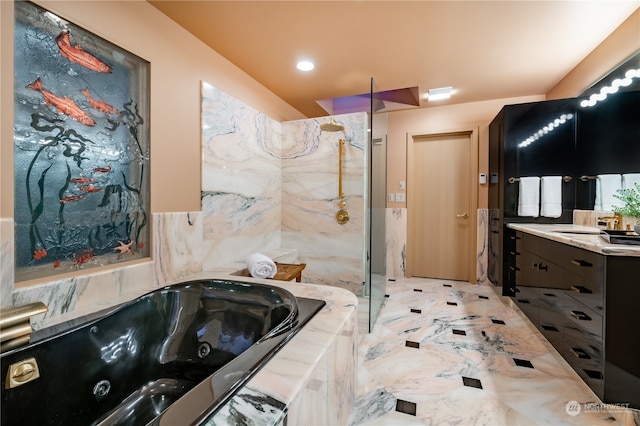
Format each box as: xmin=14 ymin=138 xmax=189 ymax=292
xmin=79 ymin=184 xmax=102 ymax=193
xmin=56 ymin=31 xmax=112 ymax=73
xmin=93 ymin=165 xmax=111 ymax=173
xmin=80 ymin=88 xmax=119 ymax=115
xmin=26 ymin=78 xmax=96 ymax=126
xmin=53 ymin=259 xmax=61 ymax=268
xmin=60 ymin=194 xmax=84 ymax=204
xmin=70 ymin=177 xmax=94 ymax=184
xmin=33 ymin=248 xmax=47 ymax=260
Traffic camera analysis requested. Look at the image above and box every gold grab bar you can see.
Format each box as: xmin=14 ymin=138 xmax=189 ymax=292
xmin=0 ymin=302 xmax=48 ymax=330
xmin=338 ymin=139 xmax=345 ymax=198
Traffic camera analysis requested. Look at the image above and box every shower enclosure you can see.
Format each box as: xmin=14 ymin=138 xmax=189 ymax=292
xmin=366 ymin=78 xmax=387 ymax=332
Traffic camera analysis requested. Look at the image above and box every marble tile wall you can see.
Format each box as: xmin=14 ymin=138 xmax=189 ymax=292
xmin=1 ymin=219 xmax=14 ymax=308
xmin=281 ymin=114 xmax=368 ymax=295
xmin=200 ymin=82 xmax=283 ymax=270
xmin=477 ymin=208 xmax=491 ymax=285
xmin=385 ymin=208 xmax=406 ymax=279
xmin=153 ymin=211 xmax=203 ymax=285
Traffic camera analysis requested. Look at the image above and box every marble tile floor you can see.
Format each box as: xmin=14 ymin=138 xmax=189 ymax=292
xmin=349 ymin=277 xmax=639 ymax=426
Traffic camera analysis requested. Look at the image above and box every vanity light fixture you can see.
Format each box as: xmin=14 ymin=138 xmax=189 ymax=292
xmin=296 ymin=60 xmax=314 ymax=72
xmin=518 ymin=113 xmax=574 ymax=149
xmin=427 ymin=86 xmax=452 ymax=101
xmin=580 ymin=67 xmax=640 ymax=108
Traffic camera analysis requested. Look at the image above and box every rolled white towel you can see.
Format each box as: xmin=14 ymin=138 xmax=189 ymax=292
xmin=245 ymin=253 xmax=277 ymax=279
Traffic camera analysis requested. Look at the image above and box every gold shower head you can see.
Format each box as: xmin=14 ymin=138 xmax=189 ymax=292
xmin=320 ymin=118 xmax=345 ymax=132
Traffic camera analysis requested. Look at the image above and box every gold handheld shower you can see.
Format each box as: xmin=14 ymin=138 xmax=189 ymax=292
xmin=335 ymin=139 xmax=349 ymax=225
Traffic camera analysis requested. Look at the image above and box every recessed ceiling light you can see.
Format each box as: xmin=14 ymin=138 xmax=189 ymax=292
xmin=296 ymin=60 xmax=314 ymax=72
xmin=427 ymin=86 xmax=453 ymax=101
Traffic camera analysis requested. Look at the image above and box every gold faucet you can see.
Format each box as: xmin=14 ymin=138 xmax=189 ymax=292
xmin=597 ymin=212 xmax=623 ymax=230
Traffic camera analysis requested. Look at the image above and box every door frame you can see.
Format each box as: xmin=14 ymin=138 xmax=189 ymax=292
xmin=406 ymin=126 xmax=479 ymax=283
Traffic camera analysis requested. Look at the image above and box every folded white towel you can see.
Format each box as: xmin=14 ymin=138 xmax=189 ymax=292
xmin=541 ymin=176 xmax=562 ymax=218
xmin=622 ymin=173 xmax=640 ymax=190
xmin=595 ymin=174 xmax=622 ymax=211
xmin=245 ymin=253 xmax=277 ymax=279
xmin=518 ymin=177 xmax=540 ymax=217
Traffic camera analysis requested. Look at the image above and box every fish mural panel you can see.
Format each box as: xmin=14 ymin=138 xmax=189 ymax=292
xmin=13 ymin=1 xmax=151 ymax=282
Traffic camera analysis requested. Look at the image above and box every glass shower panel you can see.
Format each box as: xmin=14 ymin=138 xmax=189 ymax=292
xmin=368 ymin=77 xmax=386 ymax=332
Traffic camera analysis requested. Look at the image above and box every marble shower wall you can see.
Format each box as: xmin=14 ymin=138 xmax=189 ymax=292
xmin=200 ymin=82 xmax=283 ymax=269
xmin=200 ymin=82 xmax=367 ymax=293
xmin=281 ymin=114 xmax=368 ymax=295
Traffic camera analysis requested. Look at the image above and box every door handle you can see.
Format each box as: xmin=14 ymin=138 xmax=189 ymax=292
xmin=456 ymin=213 xmax=469 ymax=219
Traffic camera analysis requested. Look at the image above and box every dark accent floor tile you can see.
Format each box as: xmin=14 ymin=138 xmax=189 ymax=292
xmin=413 ymin=289 xmax=423 ymax=292
xmin=388 ymin=278 xmax=396 ymax=282
xmin=452 ymin=329 xmax=466 ymax=336
xmin=513 ymin=358 xmax=534 ymax=368
xmin=541 ymin=324 xmax=559 ymax=332
xmin=443 ymin=284 xmax=452 ymax=287
xmin=478 ymin=295 xmax=489 ymax=300
xmin=491 ymin=319 xmax=505 ymax=325
xmin=395 ymin=399 xmax=417 ymax=416
xmin=462 ymin=376 xmax=483 ymax=389
xmin=447 ymin=301 xmax=458 ymax=306
xmin=384 ymin=294 xmax=390 ymax=298
xmin=405 ymin=340 xmax=420 ymax=349
xmin=410 ymin=308 xmax=422 ymax=314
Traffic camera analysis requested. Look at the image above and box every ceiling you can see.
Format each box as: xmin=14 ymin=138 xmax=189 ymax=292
xmin=148 ymin=1 xmax=639 ymax=118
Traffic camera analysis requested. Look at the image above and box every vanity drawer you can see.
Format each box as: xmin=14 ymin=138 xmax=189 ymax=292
xmin=563 ymin=328 xmax=604 ymax=398
xmin=561 ymin=246 xmax=603 ymax=282
xmin=565 ymin=271 xmax=604 ymax=314
xmin=564 ymin=296 xmax=603 ymax=341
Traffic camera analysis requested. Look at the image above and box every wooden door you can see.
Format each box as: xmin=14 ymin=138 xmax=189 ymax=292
xmin=407 ymin=130 xmax=477 ymax=281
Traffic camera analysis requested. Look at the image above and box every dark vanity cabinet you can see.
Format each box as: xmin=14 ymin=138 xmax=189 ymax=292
xmin=510 ymin=230 xmax=640 ymax=408
xmin=489 ymin=90 xmax=640 ymax=296
xmin=488 ymin=76 xmax=640 ymax=408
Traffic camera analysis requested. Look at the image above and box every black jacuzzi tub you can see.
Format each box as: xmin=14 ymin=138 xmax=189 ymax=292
xmin=0 ymin=279 xmax=325 ymax=425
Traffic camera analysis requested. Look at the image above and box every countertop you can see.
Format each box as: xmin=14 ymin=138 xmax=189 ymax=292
xmin=507 ymin=223 xmax=640 ymax=257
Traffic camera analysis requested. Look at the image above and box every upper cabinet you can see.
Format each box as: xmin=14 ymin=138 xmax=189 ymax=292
xmin=489 ymin=51 xmax=640 ymax=219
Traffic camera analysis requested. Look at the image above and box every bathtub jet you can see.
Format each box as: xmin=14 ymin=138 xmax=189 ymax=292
xmin=0 ymin=279 xmax=325 ymax=425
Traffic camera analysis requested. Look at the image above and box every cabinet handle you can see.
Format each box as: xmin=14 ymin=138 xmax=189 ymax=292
xmin=571 ymin=285 xmax=592 ymax=294
xmin=570 ymin=310 xmax=592 ymax=321
xmin=510 ymin=251 xmax=520 ymax=256
xmin=570 ymin=347 xmax=591 ymax=359
xmin=571 ymin=259 xmax=593 ymax=267
xmin=538 ymin=264 xmax=548 ymax=271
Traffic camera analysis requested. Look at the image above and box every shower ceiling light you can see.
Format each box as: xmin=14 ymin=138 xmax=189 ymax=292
xmin=427 ymin=86 xmax=452 ymax=101
xmin=296 ymin=60 xmax=314 ymax=71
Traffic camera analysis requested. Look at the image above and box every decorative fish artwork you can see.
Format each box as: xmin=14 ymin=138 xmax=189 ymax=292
xmin=81 ymin=88 xmax=119 ymax=115
xmin=56 ymin=30 xmax=112 ymax=73
xmin=26 ymin=77 xmax=96 ymax=126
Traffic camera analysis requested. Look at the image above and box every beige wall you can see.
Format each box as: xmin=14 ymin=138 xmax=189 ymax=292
xmin=385 ymin=95 xmax=544 ymax=210
xmin=0 ymin=0 xmax=305 ymax=218
xmin=548 ymin=8 xmax=640 ymax=100
xmin=386 ymin=7 xmax=638 ymax=211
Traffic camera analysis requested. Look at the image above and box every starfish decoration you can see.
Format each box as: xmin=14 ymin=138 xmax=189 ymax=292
xmin=113 ymin=240 xmax=135 ymax=259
